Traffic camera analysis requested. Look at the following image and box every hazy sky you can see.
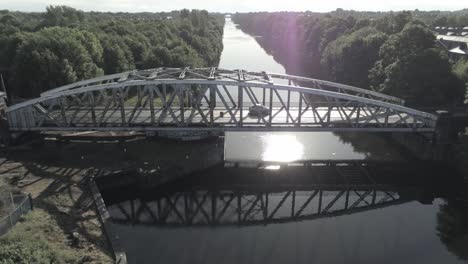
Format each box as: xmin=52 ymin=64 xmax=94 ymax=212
xmin=0 ymin=0 xmax=466 ymax=13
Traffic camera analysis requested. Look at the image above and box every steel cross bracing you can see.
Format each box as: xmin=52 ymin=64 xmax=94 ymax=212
xmin=6 ymin=67 xmax=438 ymax=133
xmin=108 ymin=188 xmax=405 ymax=227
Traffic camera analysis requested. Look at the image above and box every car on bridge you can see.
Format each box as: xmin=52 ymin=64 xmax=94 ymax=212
xmin=248 ymin=103 xmax=270 ymax=118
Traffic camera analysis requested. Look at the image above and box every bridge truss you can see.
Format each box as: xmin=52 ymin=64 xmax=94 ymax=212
xmin=6 ymin=67 xmax=438 ymax=133
xmin=109 ymin=188 xmax=406 ymax=227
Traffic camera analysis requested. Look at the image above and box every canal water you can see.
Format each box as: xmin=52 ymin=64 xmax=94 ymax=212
xmin=97 ymin=17 xmax=468 ymax=264
xmin=220 ymin=17 xmax=402 ymax=162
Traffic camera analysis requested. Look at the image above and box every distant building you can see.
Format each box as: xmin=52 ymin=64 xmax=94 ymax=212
xmin=437 ymin=35 xmax=468 ymax=59
xmin=434 ymin=26 xmax=468 ymax=37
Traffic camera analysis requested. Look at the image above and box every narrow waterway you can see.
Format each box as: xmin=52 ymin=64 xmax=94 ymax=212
xmin=220 ymin=17 xmax=403 ymax=162
xmin=97 ymin=17 xmax=468 ymax=264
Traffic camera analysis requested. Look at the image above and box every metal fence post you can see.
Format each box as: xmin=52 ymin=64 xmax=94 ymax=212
xmin=10 ymin=192 xmax=14 ymax=211
xmin=8 ymin=213 xmax=12 ymax=228
xmin=28 ymin=193 xmax=33 ymax=210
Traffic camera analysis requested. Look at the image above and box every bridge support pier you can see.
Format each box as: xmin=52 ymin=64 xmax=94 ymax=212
xmin=435 ymin=110 xmax=458 ymax=144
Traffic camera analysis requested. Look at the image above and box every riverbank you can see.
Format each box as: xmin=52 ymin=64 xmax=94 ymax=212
xmin=0 ymin=143 xmax=113 ymax=263
xmin=0 ymin=136 xmax=223 ymax=262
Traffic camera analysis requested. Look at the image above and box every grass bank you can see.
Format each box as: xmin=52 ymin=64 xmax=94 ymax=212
xmin=0 ymin=141 xmax=113 ymax=263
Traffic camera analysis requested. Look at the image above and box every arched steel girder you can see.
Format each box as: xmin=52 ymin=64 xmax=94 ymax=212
xmin=41 ymin=67 xmax=404 ymax=104
xmin=6 ymin=68 xmax=437 ymax=133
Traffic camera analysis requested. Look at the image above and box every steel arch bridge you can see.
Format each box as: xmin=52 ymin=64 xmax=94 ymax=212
xmin=6 ymin=67 xmax=438 ymax=134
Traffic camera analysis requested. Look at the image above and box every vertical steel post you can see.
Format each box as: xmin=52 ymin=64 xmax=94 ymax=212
xmin=287 ymin=90 xmax=291 ymax=123
xmin=291 ymin=190 xmax=296 ymax=217
xmin=298 ymin=93 xmax=303 ymax=126
xmin=237 ymin=192 xmax=242 ymax=224
xmin=211 ymin=192 xmax=216 ymax=225
xmin=238 ymin=86 xmax=243 ymax=127
xmin=179 ymin=86 xmax=184 ymax=125
xmin=209 ymin=85 xmax=214 ymax=125
xmin=149 ymin=86 xmax=155 ymax=125
xmin=317 ymin=190 xmax=323 ymax=214
xmin=119 ymin=88 xmax=126 ymax=125
xmin=269 ymin=88 xmax=273 ymax=126
xmin=262 ymin=87 xmax=266 ymax=105
xmin=89 ymin=92 xmax=96 ymax=126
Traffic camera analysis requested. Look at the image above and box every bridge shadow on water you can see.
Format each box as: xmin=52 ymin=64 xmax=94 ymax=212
xmin=99 ymin=160 xmax=465 ymax=227
xmin=96 ymin=158 xmax=468 ymax=263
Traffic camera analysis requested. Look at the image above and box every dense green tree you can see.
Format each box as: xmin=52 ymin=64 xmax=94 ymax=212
xmin=322 ymin=27 xmax=387 ymax=88
xmin=100 ymin=35 xmax=134 ymax=74
xmin=0 ymin=7 xmax=225 ymax=98
xmin=437 ymin=200 xmax=468 ymax=261
xmin=370 ymin=23 xmax=464 ymax=106
xmin=233 ymin=11 xmax=466 ymax=107
xmin=453 ymin=59 xmax=468 ymax=103
xmin=10 ymin=27 xmax=104 ymax=97
xmin=42 ymin=5 xmax=85 ymax=28
xmin=143 ymin=46 xmax=172 ymax=68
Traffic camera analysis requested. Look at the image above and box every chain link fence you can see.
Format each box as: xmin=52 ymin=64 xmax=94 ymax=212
xmin=0 ymin=193 xmax=33 ymax=236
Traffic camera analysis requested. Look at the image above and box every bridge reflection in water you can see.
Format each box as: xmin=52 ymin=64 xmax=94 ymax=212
xmin=100 ymin=160 xmax=456 ymax=228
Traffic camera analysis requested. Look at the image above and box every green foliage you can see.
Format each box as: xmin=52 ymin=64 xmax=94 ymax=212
xmin=437 ymin=200 xmax=468 ymax=261
xmin=322 ymin=27 xmax=387 ymax=88
xmin=0 ymin=6 xmax=225 ymax=98
xmin=0 ymin=210 xmax=78 ymax=263
xmin=233 ymin=11 xmax=466 ymax=107
xmin=10 ymin=27 xmax=103 ymax=97
xmin=453 ymin=59 xmax=468 ymax=103
xmin=42 ymin=5 xmax=85 ymax=28
xmin=370 ymin=24 xmax=464 ymax=106
xmin=454 ymin=59 xmax=468 ymax=83
xmin=0 ymin=237 xmax=61 ymax=264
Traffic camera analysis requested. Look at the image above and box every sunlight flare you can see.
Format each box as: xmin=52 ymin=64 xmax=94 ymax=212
xmin=261 ymin=134 xmax=304 ymax=162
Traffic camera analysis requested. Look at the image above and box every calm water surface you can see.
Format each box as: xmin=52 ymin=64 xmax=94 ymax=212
xmin=220 ymin=17 xmax=399 ymax=162
xmin=100 ymin=17 xmax=468 ymax=264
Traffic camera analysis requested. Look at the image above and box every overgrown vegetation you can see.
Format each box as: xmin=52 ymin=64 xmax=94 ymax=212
xmin=453 ymin=59 xmax=468 ymax=104
xmin=233 ymin=10 xmax=467 ymax=107
xmin=0 ymin=210 xmax=79 ymax=263
xmin=0 ymin=6 xmax=224 ymax=98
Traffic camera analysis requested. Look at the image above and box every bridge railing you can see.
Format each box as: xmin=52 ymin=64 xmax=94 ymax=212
xmin=7 ymin=68 xmax=438 ymax=133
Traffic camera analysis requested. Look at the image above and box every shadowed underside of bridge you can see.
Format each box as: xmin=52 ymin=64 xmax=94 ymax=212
xmin=6 ymin=68 xmax=438 ymax=133
xmin=101 ymin=160 xmax=450 ymax=227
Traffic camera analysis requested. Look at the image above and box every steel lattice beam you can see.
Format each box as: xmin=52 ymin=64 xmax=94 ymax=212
xmin=6 ymin=68 xmax=438 ymax=133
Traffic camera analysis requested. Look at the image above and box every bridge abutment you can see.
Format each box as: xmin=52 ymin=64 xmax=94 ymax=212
xmin=435 ymin=111 xmax=458 ymax=144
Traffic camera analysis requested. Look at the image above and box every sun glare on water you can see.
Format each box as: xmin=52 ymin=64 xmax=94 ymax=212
xmin=261 ymin=134 xmax=304 ymax=162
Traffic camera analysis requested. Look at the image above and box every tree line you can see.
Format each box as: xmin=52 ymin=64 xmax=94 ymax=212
xmin=233 ymin=11 xmax=468 ymax=107
xmin=0 ymin=6 xmax=225 ymax=98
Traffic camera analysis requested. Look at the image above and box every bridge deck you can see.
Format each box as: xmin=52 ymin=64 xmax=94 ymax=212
xmin=8 ymin=106 xmax=432 ymax=132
